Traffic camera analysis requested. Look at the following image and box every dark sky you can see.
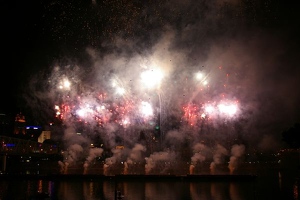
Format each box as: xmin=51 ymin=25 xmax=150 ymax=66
xmin=1 ymin=0 xmax=300 ymax=139
xmin=1 ymin=0 xmax=146 ymax=113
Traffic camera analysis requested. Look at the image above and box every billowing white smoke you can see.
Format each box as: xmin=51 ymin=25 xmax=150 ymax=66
xmin=57 ymin=127 xmax=92 ymax=174
xmin=145 ymin=151 xmax=176 ymax=175
xmin=191 ymin=142 xmax=210 ymax=164
xmin=83 ymin=148 xmax=104 ymax=174
xmin=190 ymin=142 xmax=211 ymax=174
xmin=210 ymin=144 xmax=228 ymax=174
xmin=127 ymin=143 xmax=147 ymax=164
xmin=59 ymin=143 xmax=84 ymax=174
xmin=228 ymin=144 xmax=245 ymax=174
xmin=58 ymin=161 xmax=66 ymax=174
xmin=124 ymin=143 xmax=146 ymax=174
xmin=103 ymin=147 xmax=129 ymax=175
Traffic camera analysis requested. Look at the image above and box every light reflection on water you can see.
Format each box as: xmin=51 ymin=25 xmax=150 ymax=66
xmin=0 ymin=170 xmax=299 ymax=200
xmin=0 ymin=180 xmax=257 ymax=200
xmin=0 ymin=179 xmax=253 ymax=200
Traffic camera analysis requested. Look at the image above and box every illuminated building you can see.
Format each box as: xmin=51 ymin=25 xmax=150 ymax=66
xmin=38 ymin=131 xmax=51 ymax=143
xmin=14 ymin=112 xmax=26 ymax=135
xmin=13 ymin=112 xmax=43 ymax=141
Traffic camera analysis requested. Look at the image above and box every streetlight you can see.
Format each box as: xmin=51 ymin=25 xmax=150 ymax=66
xmin=140 ymin=69 xmax=164 ymax=149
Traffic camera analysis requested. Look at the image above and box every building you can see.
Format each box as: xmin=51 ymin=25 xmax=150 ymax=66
xmin=13 ymin=112 xmax=26 ymax=135
xmin=11 ymin=112 xmax=44 ymax=141
xmin=38 ymin=131 xmax=51 ymax=143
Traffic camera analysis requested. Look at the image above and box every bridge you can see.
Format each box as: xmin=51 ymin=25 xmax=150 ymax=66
xmin=0 ymin=136 xmax=61 ymax=173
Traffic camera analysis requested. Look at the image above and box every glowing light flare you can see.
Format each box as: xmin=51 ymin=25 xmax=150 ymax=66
xmin=141 ymin=69 xmax=163 ymax=89
xmin=201 ymin=113 xmax=206 ymax=119
xmin=54 ymin=91 xmax=115 ymax=125
xmin=204 ymin=105 xmax=215 ymax=114
xmin=111 ymin=79 xmax=117 ymax=87
xmin=195 ymin=71 xmax=209 ymax=86
xmin=195 ymin=72 xmax=204 ymax=80
xmin=183 ymin=100 xmax=240 ymax=126
xmin=121 ymin=117 xmax=130 ymax=126
xmin=54 ymin=105 xmax=62 ymax=118
xmin=58 ymin=78 xmax=71 ymax=90
xmin=76 ymin=103 xmax=113 ymax=125
xmin=76 ymin=108 xmax=90 ymax=118
xmin=218 ymin=103 xmax=238 ymax=116
xmin=116 ymin=87 xmax=125 ymax=95
xmin=55 ymin=104 xmax=71 ymax=120
xmin=96 ymin=105 xmax=105 ymax=111
xmin=56 ymin=111 xmax=61 ymax=117
xmin=111 ymin=79 xmax=126 ymax=95
xmin=140 ymin=101 xmax=153 ymax=118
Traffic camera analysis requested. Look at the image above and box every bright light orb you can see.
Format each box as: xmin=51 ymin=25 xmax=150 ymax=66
xmin=140 ymin=101 xmax=153 ymax=117
xmin=76 ymin=105 xmax=94 ymax=118
xmin=195 ymin=72 xmax=203 ymax=80
xmin=204 ymin=105 xmax=214 ymax=114
xmin=64 ymin=79 xmax=71 ymax=88
xmin=59 ymin=79 xmax=71 ymax=90
xmin=116 ymin=87 xmax=125 ymax=95
xmin=195 ymin=72 xmax=208 ymax=86
xmin=218 ymin=103 xmax=238 ymax=116
xmin=111 ymin=79 xmax=117 ymax=87
xmin=122 ymin=118 xmax=130 ymax=126
xmin=76 ymin=109 xmax=86 ymax=117
xmin=95 ymin=105 xmax=106 ymax=113
xmin=141 ymin=69 xmax=163 ymax=89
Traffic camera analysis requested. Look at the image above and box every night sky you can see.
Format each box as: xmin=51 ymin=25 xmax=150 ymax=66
xmin=1 ymin=0 xmax=300 ymax=152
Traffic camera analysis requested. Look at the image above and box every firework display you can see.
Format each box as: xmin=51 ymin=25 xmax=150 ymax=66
xmin=28 ymin=50 xmax=247 ymax=176
xmin=19 ymin=0 xmax=299 ymax=176
xmin=49 ymin=64 xmax=238 ymax=128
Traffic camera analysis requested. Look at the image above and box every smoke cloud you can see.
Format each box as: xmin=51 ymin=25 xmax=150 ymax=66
xmin=210 ymin=144 xmax=229 ymax=174
xmin=83 ymin=147 xmax=104 ymax=174
xmin=145 ymin=151 xmax=177 ymax=175
xmin=228 ymin=144 xmax=245 ymax=174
